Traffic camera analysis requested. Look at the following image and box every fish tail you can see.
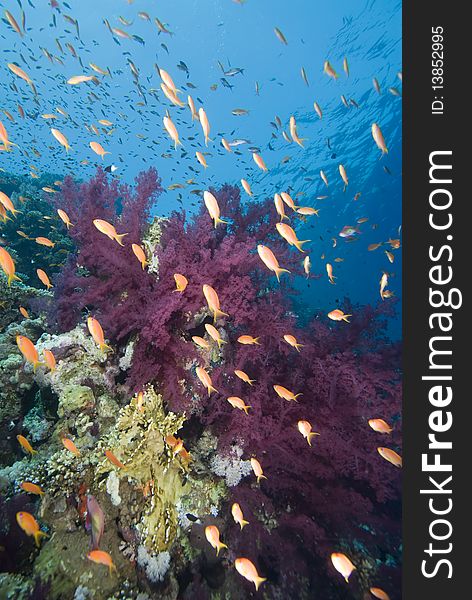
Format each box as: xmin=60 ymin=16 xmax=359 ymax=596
xmin=66 ymin=222 xmax=75 ymax=229
xmin=109 ymin=563 xmax=117 ymax=576
xmin=257 ymin=474 xmax=267 ymax=483
xmin=281 ymin=213 xmax=290 ymax=221
xmin=217 ymin=339 xmax=227 ymax=348
xmin=295 ymin=343 xmax=304 ymax=352
xmin=307 ymin=432 xmax=320 ymax=446
xmin=242 ymin=405 xmax=251 ymax=415
xmin=254 ymin=338 xmax=261 ymax=345
xmin=208 ymin=385 xmax=218 ymax=396
xmin=213 ymin=216 xmax=228 ymax=228
xmin=248 ymin=379 xmax=256 ymax=385
xmin=342 ymin=314 xmax=352 ymax=322
xmin=34 ymin=530 xmax=48 ymax=547
xmin=115 ymin=233 xmax=128 ymax=246
xmin=100 ymin=342 xmax=113 ymax=352
xmin=274 ymin=267 xmax=290 ymax=282
xmin=213 ymin=308 xmax=229 ymax=322
xmin=294 ymin=393 xmax=303 ymax=400
xmin=295 ymin=239 xmax=311 ymax=252
xmin=216 ymin=542 xmax=228 ymax=556
xmin=255 ymin=577 xmax=267 ymax=591
xmin=7 ymin=273 xmax=22 ymax=286
xmin=240 ymin=519 xmax=249 ymax=530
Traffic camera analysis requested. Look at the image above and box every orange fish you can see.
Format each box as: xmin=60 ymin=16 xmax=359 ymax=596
xmin=0 ymin=247 xmax=21 ymax=286
xmin=234 ymin=558 xmax=266 ymax=591
xmin=250 ymin=457 xmax=266 ymax=483
xmin=163 ymin=115 xmax=182 ymax=149
xmin=377 ymin=447 xmax=402 ymax=468
xmin=205 ymin=323 xmax=227 ymax=348
xmin=57 ymin=209 xmax=74 ymax=229
xmin=173 ymin=273 xmax=188 ymax=292
xmin=196 ymin=151 xmax=208 ymax=169
xmin=326 ymin=263 xmax=336 ymax=285
xmin=93 ymin=219 xmax=128 ymax=246
xmin=43 ymin=349 xmax=56 ymax=371
xmin=17 ymin=434 xmax=37 ymax=456
xmin=297 ymin=420 xmax=320 ymax=446
xmin=368 ymin=419 xmax=393 ymax=434
xmin=105 ymin=450 xmax=126 ymax=468
xmin=234 ymin=369 xmax=255 ymax=385
xmin=87 ymin=550 xmax=117 ymax=575
xmin=87 ymin=317 xmax=111 ymax=351
xmin=131 ymin=244 xmax=147 ymax=269
xmin=17 ymin=336 xmax=41 ymax=371
xmin=227 ymin=396 xmax=251 ymax=415
xmin=198 ymin=107 xmax=211 ymax=146
xmin=202 ymin=284 xmax=228 ymax=322
xmin=370 ymin=587 xmax=391 ymax=600
xmin=328 ymin=309 xmax=352 ymax=323
xmin=339 ymin=164 xmax=349 ymax=189
xmin=196 ymin=366 xmax=217 ymax=395
xmin=273 ymin=384 xmax=301 ymax=402
xmin=237 ymin=335 xmax=260 ymax=346
xmin=36 ymin=268 xmax=52 ymax=289
xmin=252 ymin=152 xmax=268 ymax=172
xmin=231 ymin=503 xmax=249 ymax=529
xmin=90 ymin=141 xmax=110 ymax=159
xmin=280 ymin=192 xmax=297 ymax=211
xmin=62 ymin=437 xmax=81 ymax=456
xmin=35 ymin=236 xmax=55 ymax=248
xmin=257 ymin=245 xmax=290 ymax=282
xmin=192 ymin=336 xmax=210 ymax=349
xmin=283 ymin=334 xmax=303 ymax=352
xmin=19 ymin=306 xmax=30 ymax=319
xmin=203 ymin=191 xmax=227 ymax=227
xmin=324 ymin=60 xmax=339 ymax=79
xmin=51 ymin=128 xmax=71 ymax=152
xmin=241 ymin=179 xmax=252 ymax=197
xmin=205 ymin=525 xmax=228 ymax=556
xmin=368 ymin=243 xmax=382 ymax=251
xmin=0 ymin=191 xmax=21 ymax=216
xmin=20 ymin=482 xmax=45 ymax=496
xmin=4 ymin=10 xmax=23 ymax=37
xmin=276 ymin=223 xmax=310 ymax=253
xmin=16 ymin=512 xmax=48 ymax=547
xmin=331 ymin=552 xmax=356 ymax=582
xmin=274 ymin=193 xmax=289 ymax=222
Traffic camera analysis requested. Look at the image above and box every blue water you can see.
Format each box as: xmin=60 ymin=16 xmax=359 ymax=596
xmin=1 ymin=0 xmax=401 ymax=330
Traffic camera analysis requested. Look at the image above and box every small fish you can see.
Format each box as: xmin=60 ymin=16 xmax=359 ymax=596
xmin=234 ymin=558 xmax=266 ymax=591
xmin=204 ymin=191 xmax=227 ymax=227
xmin=87 ymin=550 xmax=117 ymax=575
xmin=173 ymin=274 xmax=188 ymax=293
xmin=257 ymin=245 xmax=290 ymax=282
xmin=43 ymin=349 xmax=56 ymax=372
xmin=328 ymin=309 xmax=352 ymax=323
xmin=105 ymin=450 xmax=125 ymax=468
xmin=37 ymin=269 xmax=52 ymax=289
xmin=62 ymin=437 xmax=81 ymax=456
xmin=20 ymin=482 xmax=45 ymax=496
xmin=372 ymin=123 xmax=388 ymax=154
xmin=368 ymin=419 xmax=393 ymax=434
xmin=370 ymin=587 xmax=391 ymax=600
xmin=163 ymin=115 xmax=182 ymax=149
xmin=324 ymin=60 xmax=339 ymax=79
xmin=4 ymin=10 xmax=23 ymax=37
xmin=192 ymin=336 xmax=210 ymax=349
xmin=16 ymin=512 xmax=48 ymax=547
xmin=51 ymin=128 xmax=71 ymax=152
xmin=274 ymin=27 xmax=287 ymax=45
xmin=227 ymin=396 xmax=251 ymax=414
xmin=283 ymin=334 xmax=304 ymax=352
xmin=17 ymin=336 xmax=41 ymax=371
xmin=205 ymin=323 xmax=227 ymax=348
xmin=297 ymin=420 xmax=320 ymax=446
xmin=234 ymin=369 xmax=255 ymax=385
xmin=35 ymin=237 xmax=55 ymax=248
xmin=0 ymin=247 xmax=21 ymax=286
xmin=338 ymin=164 xmax=348 ymax=189
xmin=19 ymin=306 xmax=30 ymax=319
xmin=205 ymin=525 xmax=228 ymax=556
xmin=93 ymin=219 xmax=127 ymax=246
xmin=343 ymin=57 xmax=349 ymax=76
xmin=373 ymin=77 xmax=381 ymax=94
xmin=199 ymin=108 xmax=211 ymax=145
xmin=203 ymin=284 xmax=228 ymax=322
xmin=237 ymin=335 xmax=260 ymax=346
xmin=326 ymin=263 xmax=336 ymax=285
xmin=253 ymin=152 xmax=268 ymax=171
xmin=17 ymin=434 xmax=37 ymax=456
xmin=57 ymin=209 xmax=74 ymax=229
xmin=250 ymin=457 xmax=266 ymax=483
xmin=88 ymin=317 xmax=111 ymax=352
xmin=231 ymin=502 xmax=249 ymax=529
xmin=196 ymin=366 xmax=217 ymax=395
xmin=303 ymin=255 xmax=311 ymax=278
xmin=90 ymin=141 xmax=110 ymax=159
xmin=273 ymin=384 xmax=301 ymax=402
xmin=131 ymin=244 xmax=147 ymax=270
xmin=241 ymin=179 xmax=253 ymax=197
xmin=331 ymin=552 xmax=356 ymax=582
xmin=300 ymin=66 xmax=309 ymax=86
xmin=377 ymin=447 xmax=402 ymax=467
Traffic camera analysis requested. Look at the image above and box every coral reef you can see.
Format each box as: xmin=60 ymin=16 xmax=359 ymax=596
xmin=1 ymin=170 xmax=401 ymax=599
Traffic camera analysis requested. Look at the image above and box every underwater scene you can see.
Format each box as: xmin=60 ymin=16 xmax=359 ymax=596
xmin=0 ymin=0 xmax=402 ymax=599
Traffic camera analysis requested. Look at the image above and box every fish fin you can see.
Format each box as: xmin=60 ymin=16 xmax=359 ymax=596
xmin=115 ymin=233 xmax=128 ymax=246
xmin=213 ymin=308 xmax=229 ymax=322
xmin=307 ymin=432 xmax=320 ymax=446
xmin=274 ymin=267 xmax=290 ymax=282
xmin=242 ymin=405 xmax=251 ymax=415
xmin=255 ymin=577 xmax=267 ymax=591
xmin=342 ymin=314 xmax=352 ymax=322
xmin=100 ymin=343 xmax=113 ymax=352
xmin=295 ymin=239 xmax=311 ymax=252
xmin=214 ymin=216 xmax=228 ymax=228
xmin=216 ymin=542 xmax=228 ymax=556
xmin=257 ymin=474 xmax=267 ymax=483
xmin=240 ymin=519 xmax=249 ymax=529
xmin=7 ymin=273 xmax=22 ymax=286
xmin=34 ymin=530 xmax=48 ymax=547
xmin=208 ymin=385 xmax=218 ymax=396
